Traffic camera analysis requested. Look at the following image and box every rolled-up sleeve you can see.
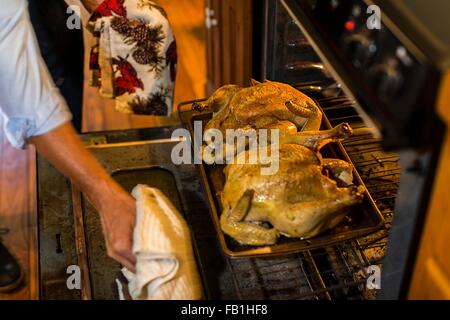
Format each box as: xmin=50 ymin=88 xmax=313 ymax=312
xmin=0 ymin=0 xmax=72 ymax=149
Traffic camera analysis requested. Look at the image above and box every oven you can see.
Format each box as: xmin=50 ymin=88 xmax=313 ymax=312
xmin=37 ymin=0 xmax=450 ymax=300
xmin=259 ymin=0 xmax=449 ymax=299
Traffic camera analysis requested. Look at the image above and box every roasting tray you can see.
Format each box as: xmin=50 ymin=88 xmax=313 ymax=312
xmin=178 ymin=99 xmax=385 ymax=258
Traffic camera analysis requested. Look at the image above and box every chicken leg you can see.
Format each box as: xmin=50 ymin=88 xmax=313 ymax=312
xmin=220 ymin=190 xmax=280 ymax=246
xmin=280 ymin=123 xmax=353 ymax=151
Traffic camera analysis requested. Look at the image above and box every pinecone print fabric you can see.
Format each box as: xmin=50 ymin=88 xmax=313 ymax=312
xmin=88 ymin=0 xmax=177 ymax=116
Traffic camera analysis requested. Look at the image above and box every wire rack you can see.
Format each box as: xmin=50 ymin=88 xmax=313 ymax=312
xmin=226 ymin=241 xmax=372 ymax=300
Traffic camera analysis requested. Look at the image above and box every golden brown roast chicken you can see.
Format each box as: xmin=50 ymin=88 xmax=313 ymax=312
xmin=220 ymin=123 xmax=365 ymax=246
xmin=198 ymin=80 xmax=323 ymax=137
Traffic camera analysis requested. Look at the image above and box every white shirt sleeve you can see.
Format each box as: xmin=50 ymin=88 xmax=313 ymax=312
xmin=0 ymin=0 xmax=73 ymax=149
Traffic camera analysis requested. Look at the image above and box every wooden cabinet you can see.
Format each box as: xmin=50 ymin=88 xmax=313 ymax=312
xmin=204 ymin=0 xmax=253 ymax=94
xmin=408 ymin=72 xmax=450 ymax=299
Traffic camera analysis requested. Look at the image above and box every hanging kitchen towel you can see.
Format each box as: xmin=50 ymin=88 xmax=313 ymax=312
xmin=87 ymin=0 xmax=177 ymax=115
xmin=117 ymin=184 xmax=203 ymax=300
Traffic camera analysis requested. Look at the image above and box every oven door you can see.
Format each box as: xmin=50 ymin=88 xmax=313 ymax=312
xmin=37 ymin=126 xmax=235 ymax=300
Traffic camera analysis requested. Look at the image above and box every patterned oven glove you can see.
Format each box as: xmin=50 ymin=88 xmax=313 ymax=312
xmin=87 ymin=0 xmax=177 ymax=115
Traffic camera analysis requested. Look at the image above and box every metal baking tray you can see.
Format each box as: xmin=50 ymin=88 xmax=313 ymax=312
xmin=178 ymin=99 xmax=385 ymax=258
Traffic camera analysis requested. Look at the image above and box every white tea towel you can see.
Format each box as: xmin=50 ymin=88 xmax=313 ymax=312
xmin=118 ymin=184 xmax=203 ymax=300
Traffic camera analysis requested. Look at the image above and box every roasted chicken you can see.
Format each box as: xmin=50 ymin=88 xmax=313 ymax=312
xmin=198 ymin=80 xmax=323 ymax=138
xmin=220 ymin=123 xmax=365 ymax=246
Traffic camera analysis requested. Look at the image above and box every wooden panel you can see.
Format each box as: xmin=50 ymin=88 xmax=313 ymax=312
xmin=206 ymin=0 xmax=253 ymax=94
xmin=416 ymin=258 xmax=450 ymax=299
xmin=408 ymin=72 xmax=450 ymax=299
xmin=205 ymin=0 xmax=223 ymax=94
xmin=0 ymin=121 xmax=39 ymax=300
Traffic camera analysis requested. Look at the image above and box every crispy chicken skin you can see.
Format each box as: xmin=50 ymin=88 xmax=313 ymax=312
xmin=199 ymin=80 xmax=323 ymax=138
xmin=201 ymin=81 xmax=364 ymax=246
xmin=220 ymin=123 xmax=365 ymax=246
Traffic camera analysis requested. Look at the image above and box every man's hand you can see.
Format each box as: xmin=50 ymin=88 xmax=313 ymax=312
xmin=29 ymin=123 xmax=136 ymax=272
xmin=80 ymin=0 xmax=103 ymax=13
xmin=96 ymin=181 xmax=137 ymax=272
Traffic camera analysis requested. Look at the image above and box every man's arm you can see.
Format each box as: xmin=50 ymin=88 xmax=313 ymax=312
xmin=0 ymin=0 xmax=136 ymax=271
xmin=29 ymin=122 xmax=136 ymax=272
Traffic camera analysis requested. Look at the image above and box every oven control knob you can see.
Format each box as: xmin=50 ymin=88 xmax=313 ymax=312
xmin=369 ymin=61 xmax=403 ymax=101
xmin=344 ymin=34 xmax=376 ymax=68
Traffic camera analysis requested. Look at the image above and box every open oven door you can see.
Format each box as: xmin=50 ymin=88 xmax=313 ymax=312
xmin=36 ymin=126 xmax=236 ymax=300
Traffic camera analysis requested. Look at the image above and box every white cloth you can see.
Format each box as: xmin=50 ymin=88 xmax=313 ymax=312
xmin=118 ymin=184 xmax=203 ymax=300
xmin=0 ymin=0 xmax=72 ymax=149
